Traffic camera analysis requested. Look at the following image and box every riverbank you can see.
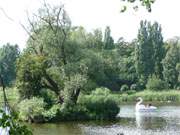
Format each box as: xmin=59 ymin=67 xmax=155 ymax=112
xmin=1 ymin=88 xmax=180 ymax=106
xmin=1 ymin=88 xmax=180 ymax=123
xmin=112 ymin=90 xmax=180 ymax=103
xmin=1 ymin=88 xmax=120 ymax=122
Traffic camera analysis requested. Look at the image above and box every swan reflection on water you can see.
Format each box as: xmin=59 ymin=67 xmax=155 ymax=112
xmin=135 ymin=111 xmax=167 ymax=129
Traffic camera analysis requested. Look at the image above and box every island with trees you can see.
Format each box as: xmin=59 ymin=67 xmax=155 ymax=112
xmin=0 ymin=1 xmax=180 ymax=134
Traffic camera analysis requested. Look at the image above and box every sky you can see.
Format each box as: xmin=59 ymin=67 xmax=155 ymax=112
xmin=0 ymin=0 xmax=180 ymax=49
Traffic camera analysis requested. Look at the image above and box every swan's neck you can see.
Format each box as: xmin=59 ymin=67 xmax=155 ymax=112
xmin=136 ymin=98 xmax=143 ymax=106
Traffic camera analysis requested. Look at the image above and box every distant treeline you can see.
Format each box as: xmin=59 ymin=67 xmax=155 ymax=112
xmin=1 ymin=22 xmax=179 ymax=93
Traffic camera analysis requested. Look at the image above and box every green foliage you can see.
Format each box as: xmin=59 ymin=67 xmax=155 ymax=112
xmin=176 ymin=63 xmax=180 ymax=87
xmin=120 ymin=84 xmax=129 ymax=92
xmin=162 ymin=42 xmax=180 ymax=88
xmin=42 ymin=104 xmax=60 ymax=121
xmin=79 ymin=88 xmax=120 ymax=120
xmin=0 ymin=44 xmax=20 ymax=86
xmin=146 ymin=75 xmax=168 ymax=91
xmin=39 ymin=89 xmax=57 ymax=108
xmin=0 ymin=109 xmax=32 ymax=135
xmin=4 ymin=2 xmax=180 ymax=124
xmin=120 ymin=0 xmax=155 ymax=12
xmin=57 ymin=105 xmax=88 ymax=121
xmin=135 ymin=21 xmax=164 ymax=85
xmin=118 ymin=90 xmax=180 ymax=102
xmin=18 ymin=97 xmax=46 ymax=122
xmin=126 ymin=90 xmax=136 ymax=95
xmin=0 ymin=88 xmax=20 ymax=107
xmin=16 ymin=54 xmax=48 ymax=99
xmin=130 ymin=84 xmax=139 ymax=90
xmin=103 ymin=26 xmax=114 ymax=49
xmin=91 ymin=87 xmax=111 ymax=95
xmin=63 ymin=74 xmax=87 ymax=105
xmin=16 ymin=5 xmax=89 ymax=106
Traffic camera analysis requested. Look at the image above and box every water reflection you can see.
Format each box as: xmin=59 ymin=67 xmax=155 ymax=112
xmin=30 ymin=104 xmax=180 ymax=135
xmin=31 ymin=122 xmax=82 ymax=135
xmin=135 ymin=112 xmax=166 ymax=129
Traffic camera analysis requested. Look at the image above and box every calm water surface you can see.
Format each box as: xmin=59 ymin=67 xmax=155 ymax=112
xmin=30 ymin=103 xmax=180 ymax=135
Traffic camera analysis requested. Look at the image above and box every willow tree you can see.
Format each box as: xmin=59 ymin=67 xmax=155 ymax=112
xmin=17 ymin=3 xmax=87 ymax=107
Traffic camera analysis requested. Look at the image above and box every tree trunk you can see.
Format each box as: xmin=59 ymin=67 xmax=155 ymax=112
xmin=0 ymin=74 xmax=9 ymax=108
xmin=71 ymin=88 xmax=81 ymax=104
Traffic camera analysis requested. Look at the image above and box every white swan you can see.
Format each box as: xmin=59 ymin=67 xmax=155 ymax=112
xmin=135 ymin=97 xmax=157 ymax=112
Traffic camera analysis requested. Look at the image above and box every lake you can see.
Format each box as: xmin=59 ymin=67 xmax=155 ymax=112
xmin=30 ymin=103 xmax=180 ymax=135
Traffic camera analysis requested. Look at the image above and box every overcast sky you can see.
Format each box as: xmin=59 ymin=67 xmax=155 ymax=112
xmin=0 ymin=0 xmax=180 ymax=49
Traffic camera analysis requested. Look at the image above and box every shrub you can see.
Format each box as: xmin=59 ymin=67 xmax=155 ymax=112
xmin=120 ymin=84 xmax=129 ymax=92
xmin=43 ymin=104 xmax=60 ymax=121
xmin=126 ymin=90 xmax=136 ymax=95
xmin=79 ymin=87 xmax=120 ymax=120
xmin=130 ymin=84 xmax=139 ymax=90
xmin=39 ymin=89 xmax=57 ymax=108
xmin=146 ymin=75 xmax=168 ymax=91
xmin=91 ymin=87 xmax=111 ymax=95
xmin=57 ymin=105 xmax=88 ymax=121
xmin=18 ymin=97 xmax=46 ymax=122
xmin=176 ymin=86 xmax=180 ymax=90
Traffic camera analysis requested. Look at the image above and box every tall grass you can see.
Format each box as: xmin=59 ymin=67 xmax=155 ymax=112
xmin=115 ymin=90 xmax=180 ymax=103
xmin=0 ymin=87 xmax=20 ymax=107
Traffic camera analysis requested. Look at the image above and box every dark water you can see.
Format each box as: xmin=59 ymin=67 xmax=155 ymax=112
xmin=30 ymin=103 xmax=180 ymax=135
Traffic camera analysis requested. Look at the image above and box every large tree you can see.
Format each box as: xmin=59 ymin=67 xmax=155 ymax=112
xmin=162 ymin=41 xmax=180 ymax=88
xmin=0 ymin=43 xmax=20 ymax=85
xmin=16 ymin=4 xmax=87 ymax=106
xmin=135 ymin=20 xmax=164 ymax=84
xmin=151 ymin=22 xmax=164 ymax=78
xmin=103 ymin=26 xmax=114 ymax=49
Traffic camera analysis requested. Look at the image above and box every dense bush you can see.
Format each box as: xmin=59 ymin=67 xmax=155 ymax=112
xmin=120 ymin=84 xmax=129 ymax=92
xmin=18 ymin=97 xmax=46 ymax=122
xmin=126 ymin=90 xmax=136 ymax=95
xmin=79 ymin=87 xmax=120 ymax=120
xmin=43 ymin=104 xmax=60 ymax=121
xmin=130 ymin=84 xmax=139 ymax=90
xmin=58 ymin=105 xmax=88 ymax=121
xmin=39 ymin=89 xmax=57 ymax=108
xmin=146 ymin=75 xmax=168 ymax=91
xmin=43 ymin=103 xmax=88 ymax=121
xmin=14 ymin=87 xmax=120 ymax=122
xmin=91 ymin=87 xmax=111 ymax=95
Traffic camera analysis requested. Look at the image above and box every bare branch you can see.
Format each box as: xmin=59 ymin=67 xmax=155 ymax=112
xmin=0 ymin=7 xmax=14 ymax=22
xmin=56 ymin=7 xmax=63 ymax=33
xmin=26 ymin=11 xmax=38 ymax=35
xmin=32 ymin=13 xmax=55 ymax=32
xmin=19 ymin=22 xmax=36 ymax=41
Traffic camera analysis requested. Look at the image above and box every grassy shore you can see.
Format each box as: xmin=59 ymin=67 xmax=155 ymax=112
xmin=112 ymin=90 xmax=180 ymax=103
xmin=1 ymin=88 xmax=180 ymax=106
